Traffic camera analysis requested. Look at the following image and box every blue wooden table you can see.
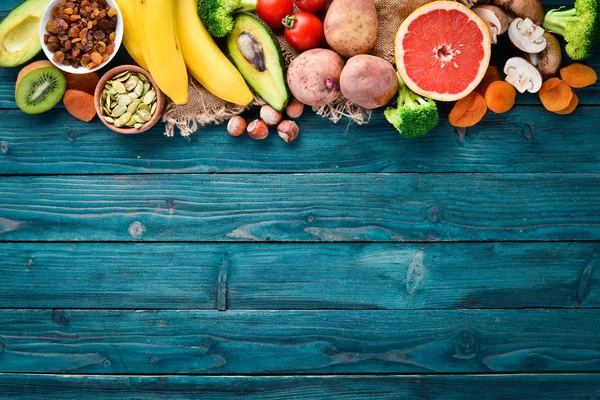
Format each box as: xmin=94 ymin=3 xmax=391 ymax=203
xmin=1 ymin=1 xmax=600 ymax=398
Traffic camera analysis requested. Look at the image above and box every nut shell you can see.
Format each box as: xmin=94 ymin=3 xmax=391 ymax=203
xmin=260 ymin=105 xmax=283 ymax=126
xmin=277 ymin=120 xmax=299 ymax=143
xmin=227 ymin=116 xmax=247 ymax=137
xmin=247 ymin=119 xmax=269 ymax=140
xmin=285 ymin=99 xmax=305 ymax=119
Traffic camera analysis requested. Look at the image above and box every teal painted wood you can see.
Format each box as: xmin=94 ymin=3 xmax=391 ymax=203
xmin=0 ymin=242 xmax=598 ymax=310
xmin=0 ymin=309 xmax=599 ymax=373
xmin=2 ymin=174 xmax=600 ymax=242
xmin=2 ymin=107 xmax=600 ymax=174
xmin=1 ymin=374 xmax=599 ymax=399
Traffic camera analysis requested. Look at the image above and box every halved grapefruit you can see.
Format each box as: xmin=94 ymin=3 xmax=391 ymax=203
xmin=395 ymin=1 xmax=491 ymax=102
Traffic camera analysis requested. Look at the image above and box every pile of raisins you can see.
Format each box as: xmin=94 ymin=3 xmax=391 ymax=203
xmin=44 ymin=0 xmax=118 ymax=69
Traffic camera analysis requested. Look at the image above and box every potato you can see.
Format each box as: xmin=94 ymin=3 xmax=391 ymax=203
xmin=324 ymin=0 xmax=378 ymax=58
xmin=340 ymin=55 xmax=398 ymax=109
xmin=286 ymin=49 xmax=345 ymax=107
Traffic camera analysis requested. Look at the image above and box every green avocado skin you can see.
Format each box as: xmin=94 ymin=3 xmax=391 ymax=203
xmin=226 ymin=12 xmax=289 ymax=111
xmin=0 ymin=0 xmax=50 ymax=67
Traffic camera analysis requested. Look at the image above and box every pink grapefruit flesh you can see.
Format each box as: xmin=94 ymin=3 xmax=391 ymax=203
xmin=395 ymin=1 xmax=491 ymax=102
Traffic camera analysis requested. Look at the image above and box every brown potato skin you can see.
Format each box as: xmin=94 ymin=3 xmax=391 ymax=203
xmin=340 ymin=55 xmax=398 ymax=109
xmin=324 ymin=0 xmax=378 ymax=58
xmin=287 ymin=49 xmax=345 ymax=107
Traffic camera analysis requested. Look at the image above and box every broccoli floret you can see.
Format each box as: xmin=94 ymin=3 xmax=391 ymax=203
xmin=384 ymin=75 xmax=439 ymax=139
xmin=198 ymin=0 xmax=257 ymax=38
xmin=542 ymin=0 xmax=600 ymax=60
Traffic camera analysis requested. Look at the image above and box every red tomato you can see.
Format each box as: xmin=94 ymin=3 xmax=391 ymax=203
xmin=283 ymin=12 xmax=324 ymax=51
xmin=257 ymin=0 xmax=294 ymax=29
xmin=293 ymin=0 xmax=328 ymax=12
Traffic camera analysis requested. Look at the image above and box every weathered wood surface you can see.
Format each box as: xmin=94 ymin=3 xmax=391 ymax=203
xmin=2 ymin=173 xmax=600 ymax=242
xmin=2 ymin=108 xmax=600 ymax=174
xmin=0 ymin=242 xmax=597 ymax=310
xmin=1 ymin=374 xmax=599 ymax=399
xmin=0 ymin=309 xmax=599 ymax=374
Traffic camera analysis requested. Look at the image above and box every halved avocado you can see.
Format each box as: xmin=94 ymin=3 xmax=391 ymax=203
xmin=0 ymin=0 xmax=50 ymax=67
xmin=226 ymin=13 xmax=289 ymax=111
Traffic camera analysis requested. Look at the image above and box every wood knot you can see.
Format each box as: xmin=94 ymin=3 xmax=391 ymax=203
xmin=52 ymin=310 xmax=64 ymax=325
xmin=0 ymin=142 xmax=8 ymax=154
xmin=325 ymin=346 xmax=337 ymax=356
xmin=0 ymin=337 xmax=4 ymax=353
xmin=522 ymin=354 xmax=544 ymax=370
xmin=25 ymin=258 xmax=33 ymax=270
xmin=103 ymin=359 xmax=112 ymax=368
xmin=452 ymin=330 xmax=479 ymax=360
xmin=576 ymin=259 xmax=595 ymax=306
xmin=307 ymin=215 xmax=315 ymax=223
xmin=150 ymin=357 xmax=158 ymax=364
xmin=128 ymin=221 xmax=146 ymax=239
xmin=522 ymin=123 xmax=534 ymax=141
xmin=427 ymin=207 xmax=444 ymax=223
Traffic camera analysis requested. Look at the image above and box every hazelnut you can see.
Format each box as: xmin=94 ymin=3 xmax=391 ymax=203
xmin=247 ymin=119 xmax=269 ymax=140
xmin=227 ymin=116 xmax=247 ymax=137
xmin=259 ymin=105 xmax=283 ymax=126
xmin=285 ymin=98 xmax=305 ymax=119
xmin=277 ymin=120 xmax=299 ymax=143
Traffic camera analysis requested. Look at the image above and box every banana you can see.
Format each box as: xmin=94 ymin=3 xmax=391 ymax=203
xmin=114 ymin=0 xmax=147 ymax=70
xmin=135 ymin=0 xmax=188 ymax=105
xmin=175 ymin=0 xmax=253 ymax=106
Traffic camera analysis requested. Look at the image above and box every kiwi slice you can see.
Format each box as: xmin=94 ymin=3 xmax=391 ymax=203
xmin=16 ymin=66 xmax=66 ymax=114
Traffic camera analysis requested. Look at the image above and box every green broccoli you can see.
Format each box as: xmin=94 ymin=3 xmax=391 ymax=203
xmin=542 ymin=0 xmax=600 ymax=60
xmin=384 ymin=75 xmax=439 ymax=139
xmin=198 ymin=0 xmax=257 ymax=38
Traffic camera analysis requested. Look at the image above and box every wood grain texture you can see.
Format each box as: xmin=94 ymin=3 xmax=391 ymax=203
xmin=1 ymin=174 xmax=600 ymax=242
xmin=1 ymin=374 xmax=599 ymax=399
xmin=0 ymin=309 xmax=599 ymax=374
xmin=0 ymin=242 xmax=598 ymax=310
xmin=2 ymin=108 xmax=600 ymax=174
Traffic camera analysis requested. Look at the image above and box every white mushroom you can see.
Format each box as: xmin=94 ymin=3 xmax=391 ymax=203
xmin=527 ymin=32 xmax=562 ymax=79
xmin=473 ymin=5 xmax=510 ymax=44
xmin=508 ymin=18 xmax=547 ymax=53
xmin=504 ymin=57 xmax=543 ymax=93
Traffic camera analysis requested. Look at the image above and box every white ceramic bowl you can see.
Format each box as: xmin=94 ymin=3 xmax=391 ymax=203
xmin=39 ymin=0 xmax=123 ymax=74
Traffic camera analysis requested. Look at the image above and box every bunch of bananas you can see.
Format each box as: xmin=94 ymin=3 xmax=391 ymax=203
xmin=115 ymin=0 xmax=253 ymax=106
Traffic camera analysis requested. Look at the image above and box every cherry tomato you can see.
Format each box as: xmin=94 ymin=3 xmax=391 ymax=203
xmin=283 ymin=12 xmax=324 ymax=51
xmin=293 ymin=0 xmax=328 ymax=12
xmin=257 ymin=0 xmax=294 ymax=29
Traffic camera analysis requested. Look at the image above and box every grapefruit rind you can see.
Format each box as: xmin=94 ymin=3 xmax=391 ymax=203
xmin=395 ymin=1 xmax=492 ymax=102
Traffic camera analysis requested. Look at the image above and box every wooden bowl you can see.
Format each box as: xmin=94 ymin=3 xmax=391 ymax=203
xmin=94 ymin=65 xmax=165 ymax=135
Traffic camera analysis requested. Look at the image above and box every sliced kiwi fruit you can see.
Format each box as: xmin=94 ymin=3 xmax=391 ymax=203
xmin=16 ymin=64 xmax=66 ymax=114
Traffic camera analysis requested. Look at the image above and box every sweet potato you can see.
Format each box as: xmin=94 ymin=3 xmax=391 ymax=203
xmin=324 ymin=0 xmax=378 ymax=58
xmin=340 ymin=55 xmax=398 ymax=109
xmin=287 ymin=49 xmax=345 ymax=107
xmin=65 ymin=72 xmax=100 ymax=95
xmin=63 ymin=90 xmax=96 ymax=122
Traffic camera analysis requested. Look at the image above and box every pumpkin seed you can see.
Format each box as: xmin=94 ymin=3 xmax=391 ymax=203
xmin=138 ymin=109 xmax=152 ymax=122
xmin=111 ymin=104 xmax=127 ymax=118
xmin=99 ymin=71 xmax=159 ymax=130
xmin=127 ymin=102 xmax=139 ymax=114
xmin=143 ymin=90 xmax=156 ymax=105
xmin=113 ymin=81 xmax=127 ymax=94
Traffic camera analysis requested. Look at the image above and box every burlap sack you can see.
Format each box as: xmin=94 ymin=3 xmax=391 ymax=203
xmin=164 ymin=0 xmax=438 ymax=137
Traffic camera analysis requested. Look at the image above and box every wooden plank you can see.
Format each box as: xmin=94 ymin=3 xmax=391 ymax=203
xmin=2 ymin=107 xmax=600 ymax=174
xmin=1 ymin=242 xmax=598 ymax=310
xmin=1 ymin=374 xmax=599 ymax=399
xmin=1 ymin=173 xmax=600 ymax=242
xmin=0 ymin=309 xmax=599 ymax=373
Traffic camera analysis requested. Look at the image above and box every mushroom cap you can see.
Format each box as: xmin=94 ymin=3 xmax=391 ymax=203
xmin=527 ymin=32 xmax=562 ymax=79
xmin=508 ymin=18 xmax=547 ymax=54
xmin=492 ymin=0 xmax=545 ymax=25
xmin=504 ymin=56 xmax=543 ymax=93
xmin=473 ymin=5 xmax=510 ymax=44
